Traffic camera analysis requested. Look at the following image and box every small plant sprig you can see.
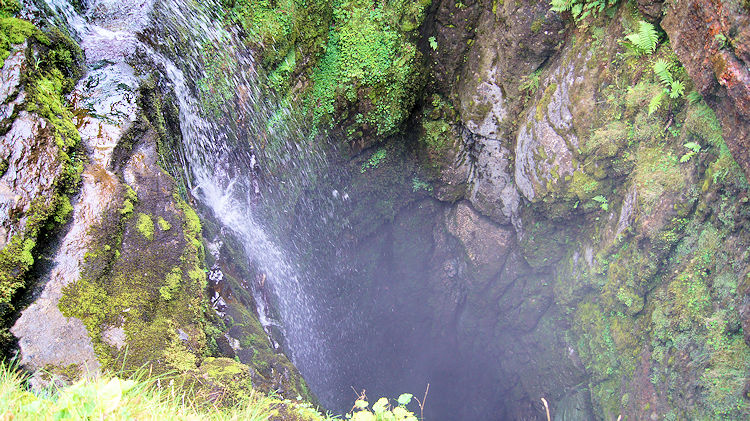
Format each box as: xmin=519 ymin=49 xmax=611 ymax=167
xmin=412 ymin=177 xmax=433 ymax=193
xmin=648 ymin=59 xmax=686 ymax=115
xmin=680 ymin=141 xmax=701 ymax=163
xmin=592 ymin=195 xmax=609 ymax=211
xmin=347 ymin=391 xmax=419 ymax=421
xmin=361 ymin=148 xmax=387 ymax=173
xmin=519 ymin=69 xmax=542 ymax=96
xmin=550 ymin=0 xmax=619 ymax=24
xmin=623 ymin=20 xmax=659 ymax=55
xmin=428 ymin=36 xmax=437 ymax=51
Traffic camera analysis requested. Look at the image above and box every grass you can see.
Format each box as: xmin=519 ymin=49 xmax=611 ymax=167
xmin=0 ymin=361 xmax=334 ymax=421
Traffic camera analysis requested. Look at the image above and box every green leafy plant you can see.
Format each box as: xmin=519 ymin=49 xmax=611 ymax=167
xmin=648 ymin=59 xmax=686 ymax=114
xmin=653 ymin=59 xmax=685 ymax=98
xmin=686 ymin=91 xmax=703 ymax=105
xmin=714 ymin=33 xmax=727 ymax=49
xmin=347 ymin=393 xmax=418 ymax=421
xmin=519 ymin=69 xmax=542 ymax=96
xmin=550 ymin=0 xmax=618 ymax=24
xmin=624 ymin=20 xmax=659 ymax=55
xmin=680 ymin=141 xmax=701 ymax=163
xmin=361 ymin=148 xmax=387 ymax=173
xmin=428 ymin=36 xmax=437 ymax=51
xmin=592 ymin=195 xmax=609 ymax=211
xmin=411 ymin=177 xmax=432 ymax=192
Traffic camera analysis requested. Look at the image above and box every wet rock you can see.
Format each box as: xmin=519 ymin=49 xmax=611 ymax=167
xmin=454 ymin=0 xmax=564 ymax=140
xmin=662 ymin=1 xmax=750 ymax=180
xmin=415 ymin=98 xmax=471 ymax=202
xmin=0 ymin=111 xmax=62 ymax=245
xmin=424 ymin=0 xmax=483 ymax=95
xmin=468 ymin=135 xmax=520 ymax=225
xmin=0 ymin=42 xmax=26 ymax=111
xmin=553 ymin=386 xmax=595 ymax=421
xmin=636 ymin=0 xmax=665 ymax=22
xmin=10 ymin=118 xmax=119 ymax=376
xmin=515 ymin=63 xmax=580 ymax=205
xmin=445 ymin=201 xmax=514 ymax=288
xmin=102 ymin=325 xmax=126 ymax=349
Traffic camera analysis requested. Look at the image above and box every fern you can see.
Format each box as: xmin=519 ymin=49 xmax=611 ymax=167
xmin=625 ymin=21 xmax=659 ymax=54
xmin=686 ymin=91 xmax=703 ymax=104
xmin=550 ymin=0 xmax=571 ymax=11
xmin=669 ymin=80 xmax=685 ymax=99
xmin=680 ymin=141 xmax=701 ymax=162
xmin=551 ymin=0 xmax=575 ymax=11
xmin=648 ymin=90 xmax=665 ymax=115
xmin=653 ymin=60 xmax=685 ymax=99
xmin=653 ymin=59 xmax=674 ymax=86
xmin=550 ymin=0 xmax=618 ymax=23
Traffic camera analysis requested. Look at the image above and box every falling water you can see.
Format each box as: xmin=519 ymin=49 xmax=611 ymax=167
xmin=41 ymin=0 xmax=338 ymax=405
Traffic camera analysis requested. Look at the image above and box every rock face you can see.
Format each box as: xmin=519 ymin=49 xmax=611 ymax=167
xmin=4 ymin=0 xmax=750 ymax=420
xmin=662 ymin=0 xmax=750 ymax=180
xmin=382 ymin=0 xmax=750 ymax=419
xmin=2 ymin=0 xmax=313 ymax=405
xmin=0 ymin=29 xmax=86 ymax=354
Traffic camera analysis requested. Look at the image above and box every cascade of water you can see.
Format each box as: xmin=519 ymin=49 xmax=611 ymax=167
xmin=41 ymin=0 xmax=336 ymax=405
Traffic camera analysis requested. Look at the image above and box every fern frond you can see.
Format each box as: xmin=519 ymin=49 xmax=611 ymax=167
xmin=626 ymin=21 xmax=659 ymax=54
xmin=653 ymin=59 xmax=674 ymax=86
xmin=686 ymin=91 xmax=702 ymax=104
xmin=684 ymin=141 xmax=701 ymax=153
xmin=551 ymin=0 xmax=575 ymax=12
xmin=669 ymin=80 xmax=685 ymax=98
xmin=648 ymin=90 xmax=666 ymax=115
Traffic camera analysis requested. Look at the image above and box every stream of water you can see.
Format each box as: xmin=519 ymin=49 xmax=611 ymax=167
xmin=41 ymin=0 xmax=339 ymax=406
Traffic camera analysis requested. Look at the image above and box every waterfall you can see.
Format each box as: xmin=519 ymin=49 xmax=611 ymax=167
xmin=42 ymin=0 xmax=337 ymax=405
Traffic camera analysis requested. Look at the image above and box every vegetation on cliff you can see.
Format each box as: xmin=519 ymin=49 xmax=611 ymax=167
xmin=222 ymin=0 xmax=430 ymax=142
xmin=0 ymin=361 xmax=422 ymax=421
xmin=0 ymin=0 xmax=84 ymax=353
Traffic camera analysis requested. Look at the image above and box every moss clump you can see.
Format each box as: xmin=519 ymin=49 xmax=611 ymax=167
xmin=59 ymin=184 xmax=212 ymax=374
xmin=135 ymin=213 xmax=155 ymax=241
xmin=159 ymin=267 xmax=182 ymax=301
xmin=633 ymin=146 xmax=685 ymax=214
xmin=157 ymin=217 xmax=172 ymax=231
xmin=0 ymin=16 xmax=42 ymax=67
xmin=535 ymin=82 xmax=558 ymax=121
xmin=305 ymin=0 xmax=428 ymax=138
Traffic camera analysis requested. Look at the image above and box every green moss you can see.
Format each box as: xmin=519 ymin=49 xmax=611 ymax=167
xmin=41 ymin=363 xmax=81 ymax=382
xmin=0 ymin=17 xmax=83 ymax=354
xmin=633 ymin=147 xmax=684 ymax=214
xmin=0 ymin=16 xmax=44 ymax=67
xmin=157 ymin=217 xmax=172 ymax=231
xmin=59 ymin=184 xmax=213 ymax=373
xmin=535 ymin=82 xmax=557 ymax=121
xmin=135 ymin=213 xmax=155 ymax=241
xmin=119 ymin=186 xmax=137 ymax=215
xmin=305 ymin=0 xmax=427 ymax=137
xmin=159 ymin=267 xmax=182 ymax=301
xmin=530 ymin=16 xmax=544 ymax=34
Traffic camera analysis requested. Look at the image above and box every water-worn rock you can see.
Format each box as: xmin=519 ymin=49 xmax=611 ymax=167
xmin=0 ymin=112 xmax=62 ymax=245
xmin=515 ymin=62 xmax=580 ymax=204
xmin=11 ymin=99 xmax=123 ymax=378
xmin=468 ymin=135 xmax=520 ymax=225
xmin=445 ymin=200 xmax=514 ymax=288
xmin=454 ymin=0 xmax=564 ymax=140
